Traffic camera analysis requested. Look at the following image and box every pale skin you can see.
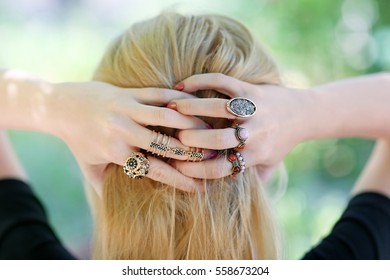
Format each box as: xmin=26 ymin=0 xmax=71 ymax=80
xmin=0 ymin=69 xmax=210 ymax=195
xmin=1 ymin=69 xmax=390 ymax=198
xmin=167 ymin=72 xmax=390 ymax=197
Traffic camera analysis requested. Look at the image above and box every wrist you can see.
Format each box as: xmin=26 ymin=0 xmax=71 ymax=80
xmin=302 ymin=74 xmax=390 ymax=141
xmin=0 ymin=70 xmax=55 ymax=133
xmin=47 ymin=82 xmax=75 ymax=141
xmin=301 ymin=87 xmax=321 ymax=141
xmin=288 ymin=87 xmax=317 ymax=144
xmin=299 ymin=86 xmax=344 ymax=141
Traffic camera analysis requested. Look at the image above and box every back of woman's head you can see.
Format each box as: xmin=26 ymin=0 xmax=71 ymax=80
xmin=92 ymin=13 xmax=281 ymax=259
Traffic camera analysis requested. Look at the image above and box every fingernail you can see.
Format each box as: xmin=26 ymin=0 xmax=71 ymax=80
xmin=210 ymin=150 xmax=218 ymax=159
xmin=167 ymin=102 xmax=177 ymax=110
xmin=173 ymin=82 xmax=185 ymax=91
xmin=206 ymin=123 xmax=214 ymax=129
xmin=204 ymin=150 xmax=218 ymax=160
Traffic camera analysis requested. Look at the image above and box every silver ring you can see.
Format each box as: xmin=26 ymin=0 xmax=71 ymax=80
xmin=226 ymin=97 xmax=257 ymax=118
xmin=231 ymin=123 xmax=248 ymax=150
xmin=123 ymin=152 xmax=150 ymax=179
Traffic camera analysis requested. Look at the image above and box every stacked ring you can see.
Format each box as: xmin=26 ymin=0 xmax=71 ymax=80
xmin=148 ymin=130 xmax=204 ymax=161
xmin=123 ymin=152 xmax=150 ymax=179
xmin=149 ymin=131 xmax=170 ymax=157
xmin=227 ymin=150 xmax=246 ymax=177
xmin=163 ymin=135 xmax=171 ymax=158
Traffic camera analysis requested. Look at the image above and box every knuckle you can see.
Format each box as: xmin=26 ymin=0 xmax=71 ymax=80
xmin=104 ymin=112 xmax=117 ymax=127
xmin=155 ymin=108 xmax=171 ymax=123
xmin=109 ymin=142 xmax=126 ymax=157
xmin=160 ymin=89 xmax=173 ymax=102
xmin=107 ymin=142 xmax=118 ymax=155
xmin=106 ymin=145 xmax=121 ymax=163
xmin=213 ymin=73 xmax=227 ymax=85
xmin=254 ymin=139 xmax=271 ymax=163
xmin=177 ymin=100 xmax=191 ymax=114
xmin=260 ymin=145 xmax=272 ymax=163
xmin=177 ymin=130 xmax=190 ymax=146
xmin=153 ymin=90 xmax=166 ymax=102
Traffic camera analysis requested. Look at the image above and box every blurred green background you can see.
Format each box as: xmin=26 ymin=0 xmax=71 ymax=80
xmin=1 ymin=0 xmax=389 ymax=259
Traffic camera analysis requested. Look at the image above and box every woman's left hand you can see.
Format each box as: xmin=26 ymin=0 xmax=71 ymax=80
xmin=49 ymin=81 xmax=208 ymax=195
xmin=167 ymin=73 xmax=313 ymax=181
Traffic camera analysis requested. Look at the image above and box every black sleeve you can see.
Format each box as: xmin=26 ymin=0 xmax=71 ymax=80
xmin=302 ymin=192 xmax=390 ymax=259
xmin=0 ymin=179 xmax=76 ymax=260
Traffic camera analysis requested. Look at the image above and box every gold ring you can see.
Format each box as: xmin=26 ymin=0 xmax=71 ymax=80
xmin=123 ymin=152 xmax=150 ymax=179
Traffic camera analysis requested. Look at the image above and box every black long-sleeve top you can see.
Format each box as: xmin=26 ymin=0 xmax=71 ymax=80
xmin=1 ymin=179 xmax=389 ymax=260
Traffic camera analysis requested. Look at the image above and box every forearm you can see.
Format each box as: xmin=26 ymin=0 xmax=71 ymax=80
xmin=304 ymin=73 xmax=390 ymax=141
xmin=0 ymin=69 xmax=57 ymax=135
xmin=352 ymin=139 xmax=390 ymax=198
xmin=0 ymin=131 xmax=27 ymax=181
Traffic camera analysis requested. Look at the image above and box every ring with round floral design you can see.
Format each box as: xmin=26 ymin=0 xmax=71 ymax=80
xmin=226 ymin=97 xmax=257 ymax=118
xmin=231 ymin=122 xmax=248 ymax=150
xmin=227 ymin=150 xmax=246 ymax=177
xmin=123 ymin=152 xmax=150 ymax=179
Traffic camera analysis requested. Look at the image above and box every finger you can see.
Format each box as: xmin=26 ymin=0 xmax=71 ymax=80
xmin=147 ymin=157 xmax=205 ymax=192
xmin=171 ymin=150 xmax=252 ymax=179
xmin=131 ymin=88 xmax=198 ymax=105
xmin=178 ymin=127 xmax=244 ymax=150
xmin=131 ymin=105 xmax=209 ymax=129
xmin=103 ymin=137 xmax=135 ymax=167
xmin=175 ymin=73 xmax=246 ymax=98
xmin=114 ymin=120 xmax=214 ymax=160
xmin=168 ymin=98 xmax=235 ymax=119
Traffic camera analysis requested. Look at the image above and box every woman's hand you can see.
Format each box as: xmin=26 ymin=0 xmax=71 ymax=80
xmin=50 ymin=81 xmax=208 ymax=195
xmin=167 ymin=73 xmax=312 ymax=180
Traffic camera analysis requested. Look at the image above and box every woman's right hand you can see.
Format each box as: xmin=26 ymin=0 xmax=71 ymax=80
xmin=49 ymin=81 xmax=209 ymax=195
xmin=167 ymin=73 xmax=390 ymax=182
xmin=166 ymin=74 xmax=313 ymax=181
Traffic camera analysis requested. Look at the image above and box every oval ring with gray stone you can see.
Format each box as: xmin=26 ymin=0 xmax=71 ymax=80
xmin=226 ymin=97 xmax=257 ymax=118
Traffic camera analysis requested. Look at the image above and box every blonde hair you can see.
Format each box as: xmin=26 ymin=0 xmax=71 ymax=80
xmin=91 ymin=13 xmax=281 ymax=259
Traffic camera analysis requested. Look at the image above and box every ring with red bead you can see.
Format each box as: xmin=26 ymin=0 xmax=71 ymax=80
xmin=227 ymin=150 xmax=246 ymax=177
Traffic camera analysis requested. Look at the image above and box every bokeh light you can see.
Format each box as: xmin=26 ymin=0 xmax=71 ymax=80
xmin=1 ymin=0 xmax=388 ymax=259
